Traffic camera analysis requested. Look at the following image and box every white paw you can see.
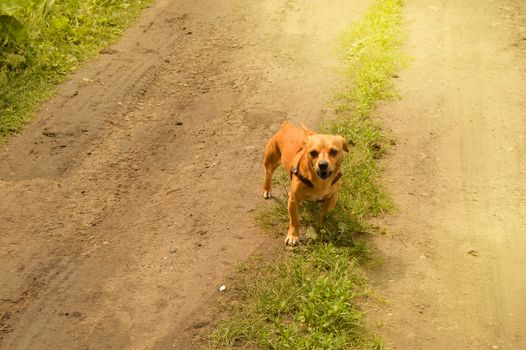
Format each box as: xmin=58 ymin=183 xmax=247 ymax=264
xmin=285 ymin=234 xmax=299 ymax=246
xmin=263 ymin=191 xmax=272 ymax=199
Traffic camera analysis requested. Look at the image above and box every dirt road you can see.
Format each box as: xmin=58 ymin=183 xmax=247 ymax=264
xmin=372 ymin=0 xmax=526 ymax=349
xmin=0 ymin=1 xmax=371 ymax=349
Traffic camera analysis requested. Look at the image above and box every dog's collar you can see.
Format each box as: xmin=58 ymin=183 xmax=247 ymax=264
xmin=290 ymin=161 xmax=342 ymax=188
xmin=290 ymin=161 xmax=314 ymax=188
xmin=332 ymin=172 xmax=342 ymax=185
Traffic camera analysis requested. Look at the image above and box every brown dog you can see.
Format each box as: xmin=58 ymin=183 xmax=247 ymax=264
xmin=262 ymin=121 xmax=349 ymax=245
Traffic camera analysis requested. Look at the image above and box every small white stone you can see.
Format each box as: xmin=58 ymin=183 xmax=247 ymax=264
xmin=219 ymin=285 xmax=226 ymax=292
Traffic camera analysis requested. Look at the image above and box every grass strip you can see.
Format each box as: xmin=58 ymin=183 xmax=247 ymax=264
xmin=210 ymin=245 xmax=383 ymax=349
xmin=0 ymin=0 xmax=152 ymax=142
xmin=210 ymin=0 xmax=405 ymax=349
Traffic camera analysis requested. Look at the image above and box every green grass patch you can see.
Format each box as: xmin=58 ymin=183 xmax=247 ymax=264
xmin=0 ymin=0 xmax=152 ymax=142
xmin=338 ymin=0 xmax=405 ymax=118
xmin=209 ymin=0 xmax=404 ymax=349
xmin=209 ymin=245 xmax=383 ymax=350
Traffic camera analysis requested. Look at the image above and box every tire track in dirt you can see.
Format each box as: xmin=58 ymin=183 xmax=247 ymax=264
xmin=0 ymin=1 xmax=371 ymax=349
xmin=371 ymin=0 xmax=526 ymax=349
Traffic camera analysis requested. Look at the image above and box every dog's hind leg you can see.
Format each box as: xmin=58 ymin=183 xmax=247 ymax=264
xmin=262 ymin=138 xmax=281 ymax=199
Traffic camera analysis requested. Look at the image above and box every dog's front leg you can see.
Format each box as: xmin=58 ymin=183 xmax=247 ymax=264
xmin=321 ymin=191 xmax=339 ymax=221
xmin=286 ymin=194 xmax=301 ymax=245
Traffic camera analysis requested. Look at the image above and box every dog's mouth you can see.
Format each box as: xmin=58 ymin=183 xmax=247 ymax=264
xmin=316 ymin=170 xmax=332 ymax=180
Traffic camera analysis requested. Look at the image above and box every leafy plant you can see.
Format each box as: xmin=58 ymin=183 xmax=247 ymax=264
xmin=0 ymin=1 xmax=29 ymax=46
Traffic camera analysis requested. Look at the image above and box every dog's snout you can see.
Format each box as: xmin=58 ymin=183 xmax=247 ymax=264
xmin=318 ymin=160 xmax=329 ymax=170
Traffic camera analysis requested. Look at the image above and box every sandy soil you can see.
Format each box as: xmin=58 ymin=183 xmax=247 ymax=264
xmin=0 ymin=1 xmax=371 ymax=349
xmin=372 ymin=0 xmax=526 ymax=349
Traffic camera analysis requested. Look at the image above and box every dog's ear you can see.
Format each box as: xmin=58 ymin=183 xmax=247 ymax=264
xmin=340 ymin=136 xmax=350 ymax=152
xmin=300 ymin=123 xmax=316 ymax=139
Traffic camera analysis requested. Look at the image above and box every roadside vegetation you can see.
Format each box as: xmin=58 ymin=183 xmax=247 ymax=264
xmin=209 ymin=0 xmax=405 ymax=349
xmin=0 ymin=0 xmax=152 ymax=141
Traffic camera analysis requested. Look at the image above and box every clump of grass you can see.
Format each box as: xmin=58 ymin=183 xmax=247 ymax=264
xmin=209 ymin=0 xmax=404 ymax=348
xmin=0 ymin=0 xmax=152 ymax=141
xmin=338 ymin=0 xmax=405 ymax=117
xmin=209 ymin=244 xmax=383 ymax=350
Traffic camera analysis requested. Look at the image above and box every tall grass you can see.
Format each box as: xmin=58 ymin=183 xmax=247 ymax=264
xmin=209 ymin=0 xmax=405 ymax=349
xmin=0 ymin=0 xmax=152 ymax=141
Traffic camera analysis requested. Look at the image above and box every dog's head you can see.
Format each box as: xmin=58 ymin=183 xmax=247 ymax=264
xmin=304 ymin=132 xmax=349 ymax=180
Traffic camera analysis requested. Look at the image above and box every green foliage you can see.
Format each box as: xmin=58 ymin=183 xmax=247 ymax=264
xmin=0 ymin=1 xmax=32 ymax=46
xmin=210 ymin=245 xmax=384 ymax=350
xmin=339 ymin=0 xmax=405 ymax=117
xmin=0 ymin=0 xmax=152 ymax=141
xmin=0 ymin=14 xmax=27 ymax=44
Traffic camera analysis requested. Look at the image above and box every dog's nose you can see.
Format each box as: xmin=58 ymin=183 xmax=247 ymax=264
xmin=318 ymin=160 xmax=329 ymax=170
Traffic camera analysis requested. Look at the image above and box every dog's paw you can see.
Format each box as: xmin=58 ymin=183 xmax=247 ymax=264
xmin=263 ymin=191 xmax=272 ymax=199
xmin=285 ymin=234 xmax=299 ymax=246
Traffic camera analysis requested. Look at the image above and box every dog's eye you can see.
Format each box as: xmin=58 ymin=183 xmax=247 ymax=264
xmin=329 ymin=149 xmax=338 ymax=157
xmin=310 ymin=150 xmax=319 ymax=158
